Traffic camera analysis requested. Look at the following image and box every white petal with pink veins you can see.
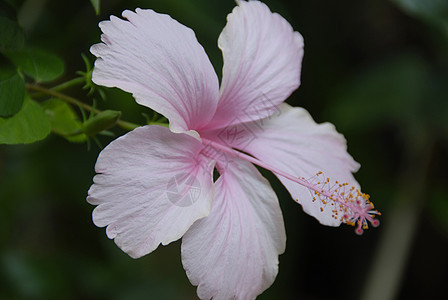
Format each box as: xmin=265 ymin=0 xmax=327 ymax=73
xmin=207 ymin=0 xmax=304 ymax=129
xmin=181 ymin=158 xmax=285 ymax=300
xmin=90 ymin=9 xmax=219 ymax=133
xmin=87 ymin=126 xmax=215 ymax=258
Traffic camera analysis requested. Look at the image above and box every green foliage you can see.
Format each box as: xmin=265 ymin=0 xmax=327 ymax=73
xmin=0 ymin=66 xmax=25 ymax=117
xmin=0 ymin=16 xmax=24 ymax=50
xmin=0 ymin=0 xmax=447 ymax=299
xmin=326 ymin=54 xmax=429 ymax=133
xmin=90 ymin=0 xmax=101 ymax=15
xmin=41 ymin=98 xmax=87 ymax=143
xmin=429 ymin=188 xmax=448 ymax=234
xmin=0 ymin=97 xmax=50 ymax=144
xmin=3 ymin=49 xmax=65 ymax=83
xmin=77 ymin=53 xmax=105 ymax=98
xmin=391 ymin=0 xmax=448 ymax=29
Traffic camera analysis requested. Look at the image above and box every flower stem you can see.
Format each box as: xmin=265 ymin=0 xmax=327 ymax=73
xmin=26 ymin=83 xmax=141 ymax=131
xmin=28 ymin=77 xmax=85 ymax=98
xmin=50 ymin=77 xmax=85 ymax=92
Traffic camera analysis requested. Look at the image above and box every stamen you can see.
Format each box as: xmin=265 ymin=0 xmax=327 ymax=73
xmin=201 ymin=138 xmax=380 ymax=234
xmin=299 ymin=172 xmax=381 ymax=234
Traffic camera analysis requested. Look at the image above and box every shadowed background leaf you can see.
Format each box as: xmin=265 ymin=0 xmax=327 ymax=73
xmin=0 ymin=65 xmax=25 ymax=117
xmin=3 ymin=48 xmax=65 ymax=82
xmin=0 ymin=97 xmax=50 ymax=144
xmin=0 ymin=16 xmax=24 ymax=50
xmin=41 ymin=98 xmax=87 ymax=142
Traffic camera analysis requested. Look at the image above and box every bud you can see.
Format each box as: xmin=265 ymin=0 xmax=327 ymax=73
xmin=82 ymin=110 xmax=121 ymax=137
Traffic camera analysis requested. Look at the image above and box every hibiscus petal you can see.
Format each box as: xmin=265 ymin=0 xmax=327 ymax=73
xmin=90 ymin=9 xmax=219 ymax=133
xmin=208 ymin=0 xmax=304 ymax=129
xmin=217 ymin=103 xmax=360 ymax=226
xmin=181 ymin=158 xmax=285 ymax=300
xmin=87 ymin=126 xmax=215 ymax=258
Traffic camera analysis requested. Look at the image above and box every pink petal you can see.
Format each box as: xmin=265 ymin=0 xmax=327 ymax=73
xmin=206 ymin=1 xmax=304 ymax=129
xmin=87 ymin=126 xmax=215 ymax=258
xmin=90 ymin=9 xmax=219 ymax=133
xmin=181 ymin=158 xmax=285 ymax=300
xmin=216 ymin=104 xmax=360 ymax=226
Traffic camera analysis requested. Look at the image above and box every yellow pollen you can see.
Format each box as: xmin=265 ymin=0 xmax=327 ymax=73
xmin=301 ymin=170 xmax=380 ymax=234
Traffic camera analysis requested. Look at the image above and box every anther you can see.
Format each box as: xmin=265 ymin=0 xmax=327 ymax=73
xmin=300 ymin=171 xmax=380 ymax=235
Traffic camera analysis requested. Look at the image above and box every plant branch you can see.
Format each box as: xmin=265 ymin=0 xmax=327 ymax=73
xmin=28 ymin=77 xmax=85 ymax=98
xmin=26 ymin=83 xmax=142 ymax=131
xmin=51 ymin=77 xmax=85 ymax=92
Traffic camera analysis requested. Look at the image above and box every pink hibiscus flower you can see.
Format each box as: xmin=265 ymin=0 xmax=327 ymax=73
xmin=87 ymin=1 xmax=380 ymax=299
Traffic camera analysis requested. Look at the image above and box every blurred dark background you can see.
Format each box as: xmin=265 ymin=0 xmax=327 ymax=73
xmin=1 ymin=0 xmax=448 ymax=299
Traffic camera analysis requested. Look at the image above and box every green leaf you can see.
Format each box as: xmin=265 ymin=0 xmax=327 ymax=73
xmin=3 ymin=49 xmax=65 ymax=82
xmin=0 ymin=16 xmax=24 ymax=50
xmin=89 ymin=0 xmax=100 ymax=15
xmin=0 ymin=97 xmax=50 ymax=144
xmin=0 ymin=67 xmax=25 ymax=117
xmin=41 ymin=98 xmax=87 ymax=143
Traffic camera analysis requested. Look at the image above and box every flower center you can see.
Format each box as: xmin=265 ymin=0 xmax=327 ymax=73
xmin=201 ymin=138 xmax=380 ymax=235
